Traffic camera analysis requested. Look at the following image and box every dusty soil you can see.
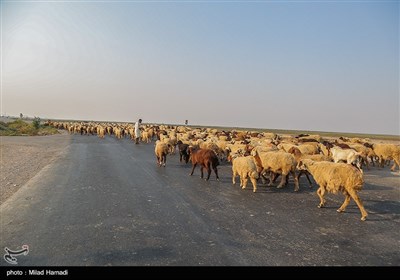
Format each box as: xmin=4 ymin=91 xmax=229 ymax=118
xmin=0 ymin=131 xmax=71 ymax=205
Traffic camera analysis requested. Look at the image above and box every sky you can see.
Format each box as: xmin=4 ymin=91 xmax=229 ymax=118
xmin=1 ymin=0 xmax=399 ymax=135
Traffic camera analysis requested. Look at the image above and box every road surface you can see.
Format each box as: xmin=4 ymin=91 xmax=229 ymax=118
xmin=1 ymin=135 xmax=399 ymax=266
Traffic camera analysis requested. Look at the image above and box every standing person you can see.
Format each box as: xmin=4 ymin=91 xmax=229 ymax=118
xmin=134 ymin=118 xmax=142 ymax=144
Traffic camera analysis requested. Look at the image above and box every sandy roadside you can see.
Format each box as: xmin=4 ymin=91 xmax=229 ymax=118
xmin=0 ymin=131 xmax=71 ymax=205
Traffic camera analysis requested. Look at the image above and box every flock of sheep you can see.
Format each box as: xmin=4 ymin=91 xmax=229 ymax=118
xmin=47 ymin=121 xmax=400 ymax=221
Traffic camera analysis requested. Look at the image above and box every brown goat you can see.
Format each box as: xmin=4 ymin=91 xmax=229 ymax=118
xmin=189 ymin=147 xmax=220 ymax=181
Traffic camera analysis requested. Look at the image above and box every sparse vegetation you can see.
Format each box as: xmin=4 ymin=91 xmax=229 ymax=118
xmin=0 ymin=119 xmax=59 ymax=136
xmin=32 ymin=117 xmax=41 ymax=129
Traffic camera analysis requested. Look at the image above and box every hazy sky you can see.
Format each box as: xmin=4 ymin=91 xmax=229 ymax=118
xmin=2 ymin=0 xmax=399 ymax=135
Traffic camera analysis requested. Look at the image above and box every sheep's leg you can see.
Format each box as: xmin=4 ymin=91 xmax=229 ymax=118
xmin=260 ymin=172 xmax=269 ymax=185
xmin=347 ymin=189 xmax=368 ymax=221
xmin=272 ymin=172 xmax=280 ymax=184
xmin=391 ymin=158 xmax=399 ymax=172
xmin=213 ymin=164 xmax=220 ymax=181
xmin=232 ymin=170 xmax=237 ymax=185
xmin=266 ymin=172 xmax=274 ymax=186
xmin=262 ymin=172 xmax=267 ymax=184
xmin=179 ymin=153 xmax=183 ymax=162
xmin=285 ymin=174 xmax=289 ymax=185
xmin=242 ymin=176 xmax=248 ymax=190
xmin=190 ymin=163 xmax=197 ymax=176
xmin=337 ymin=191 xmax=351 ymax=213
xmin=292 ymin=170 xmax=299 ymax=192
xmin=379 ymin=157 xmax=385 ymax=168
xmin=304 ymin=171 xmax=313 ymax=188
xmin=205 ymin=163 xmax=211 ymax=181
xmin=363 ymin=157 xmax=369 ymax=171
xmin=156 ymin=156 xmax=161 ymax=167
xmin=277 ymin=174 xmax=286 ymax=189
xmin=317 ymin=186 xmax=326 ymax=208
xmin=250 ymin=177 xmax=257 ymax=193
xmin=369 ymin=156 xmax=374 ymax=167
xmin=200 ymin=166 xmax=205 ymax=179
xmin=163 ymin=155 xmax=166 ymax=167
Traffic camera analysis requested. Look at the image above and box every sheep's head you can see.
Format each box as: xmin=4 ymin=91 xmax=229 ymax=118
xmin=297 ymin=159 xmax=314 ymax=171
xmin=288 ymin=146 xmax=301 ymax=155
xmin=250 ymin=149 xmax=258 ymax=157
xmin=250 ymin=171 xmax=259 ymax=180
xmin=352 ymin=155 xmax=363 ymax=173
xmin=228 ymin=152 xmax=241 ymax=162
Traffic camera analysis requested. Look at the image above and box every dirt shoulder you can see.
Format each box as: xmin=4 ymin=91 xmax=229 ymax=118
xmin=0 ymin=131 xmax=71 ymax=205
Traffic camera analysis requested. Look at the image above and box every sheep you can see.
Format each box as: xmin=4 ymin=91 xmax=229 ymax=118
xmin=320 ymin=141 xmax=334 ymax=156
xmin=177 ymin=140 xmax=190 ymax=163
xmin=277 ymin=143 xmax=297 ymax=153
xmin=106 ymin=126 xmax=113 ymax=136
xmin=231 ymin=155 xmax=259 ymax=192
xmin=348 ymin=143 xmax=373 ymax=170
xmin=154 ymin=141 xmax=170 ymax=167
xmin=299 ymin=134 xmax=322 ymax=142
xmin=114 ymin=127 xmax=122 ymax=139
xmin=297 ymin=144 xmax=320 ymax=155
xmin=162 ymin=137 xmax=177 ymax=154
xmin=288 ymin=146 xmax=332 ymax=187
xmin=251 ymin=149 xmax=299 ymax=191
xmin=297 ymin=159 xmax=367 ymax=221
xmin=330 ymin=146 xmax=363 ymax=172
xmin=128 ymin=127 xmax=135 ymax=140
xmin=188 ymin=147 xmax=220 ymax=181
xmin=97 ymin=126 xmax=105 ymax=139
xmin=141 ymin=131 xmax=151 ymax=143
xmin=372 ymin=144 xmax=400 ymax=172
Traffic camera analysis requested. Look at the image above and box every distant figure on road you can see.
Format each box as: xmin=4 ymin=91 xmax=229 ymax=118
xmin=134 ymin=118 xmax=142 ymax=144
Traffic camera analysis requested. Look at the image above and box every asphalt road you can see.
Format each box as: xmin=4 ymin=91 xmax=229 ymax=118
xmin=1 ymin=135 xmax=399 ymax=266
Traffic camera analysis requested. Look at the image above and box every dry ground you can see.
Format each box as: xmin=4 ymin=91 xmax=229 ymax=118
xmin=0 ymin=131 xmax=71 ymax=204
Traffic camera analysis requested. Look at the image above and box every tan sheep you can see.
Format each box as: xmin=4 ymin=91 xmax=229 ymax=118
xmin=288 ymin=146 xmax=332 ymax=188
xmin=372 ymin=144 xmax=400 ymax=172
xmin=231 ymin=155 xmax=259 ymax=192
xmin=299 ymin=134 xmax=322 ymax=142
xmin=251 ymin=149 xmax=299 ymax=191
xmin=141 ymin=131 xmax=151 ymax=143
xmin=297 ymin=144 xmax=320 ymax=155
xmin=348 ymin=143 xmax=373 ymax=170
xmin=298 ymin=159 xmax=368 ymax=221
xmin=97 ymin=126 xmax=105 ymax=139
xmin=277 ymin=143 xmax=297 ymax=153
xmin=155 ymin=141 xmax=170 ymax=167
xmin=114 ymin=127 xmax=122 ymax=139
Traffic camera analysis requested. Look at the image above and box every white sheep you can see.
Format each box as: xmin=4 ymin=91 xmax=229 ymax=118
xmin=330 ymin=146 xmax=363 ymax=172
